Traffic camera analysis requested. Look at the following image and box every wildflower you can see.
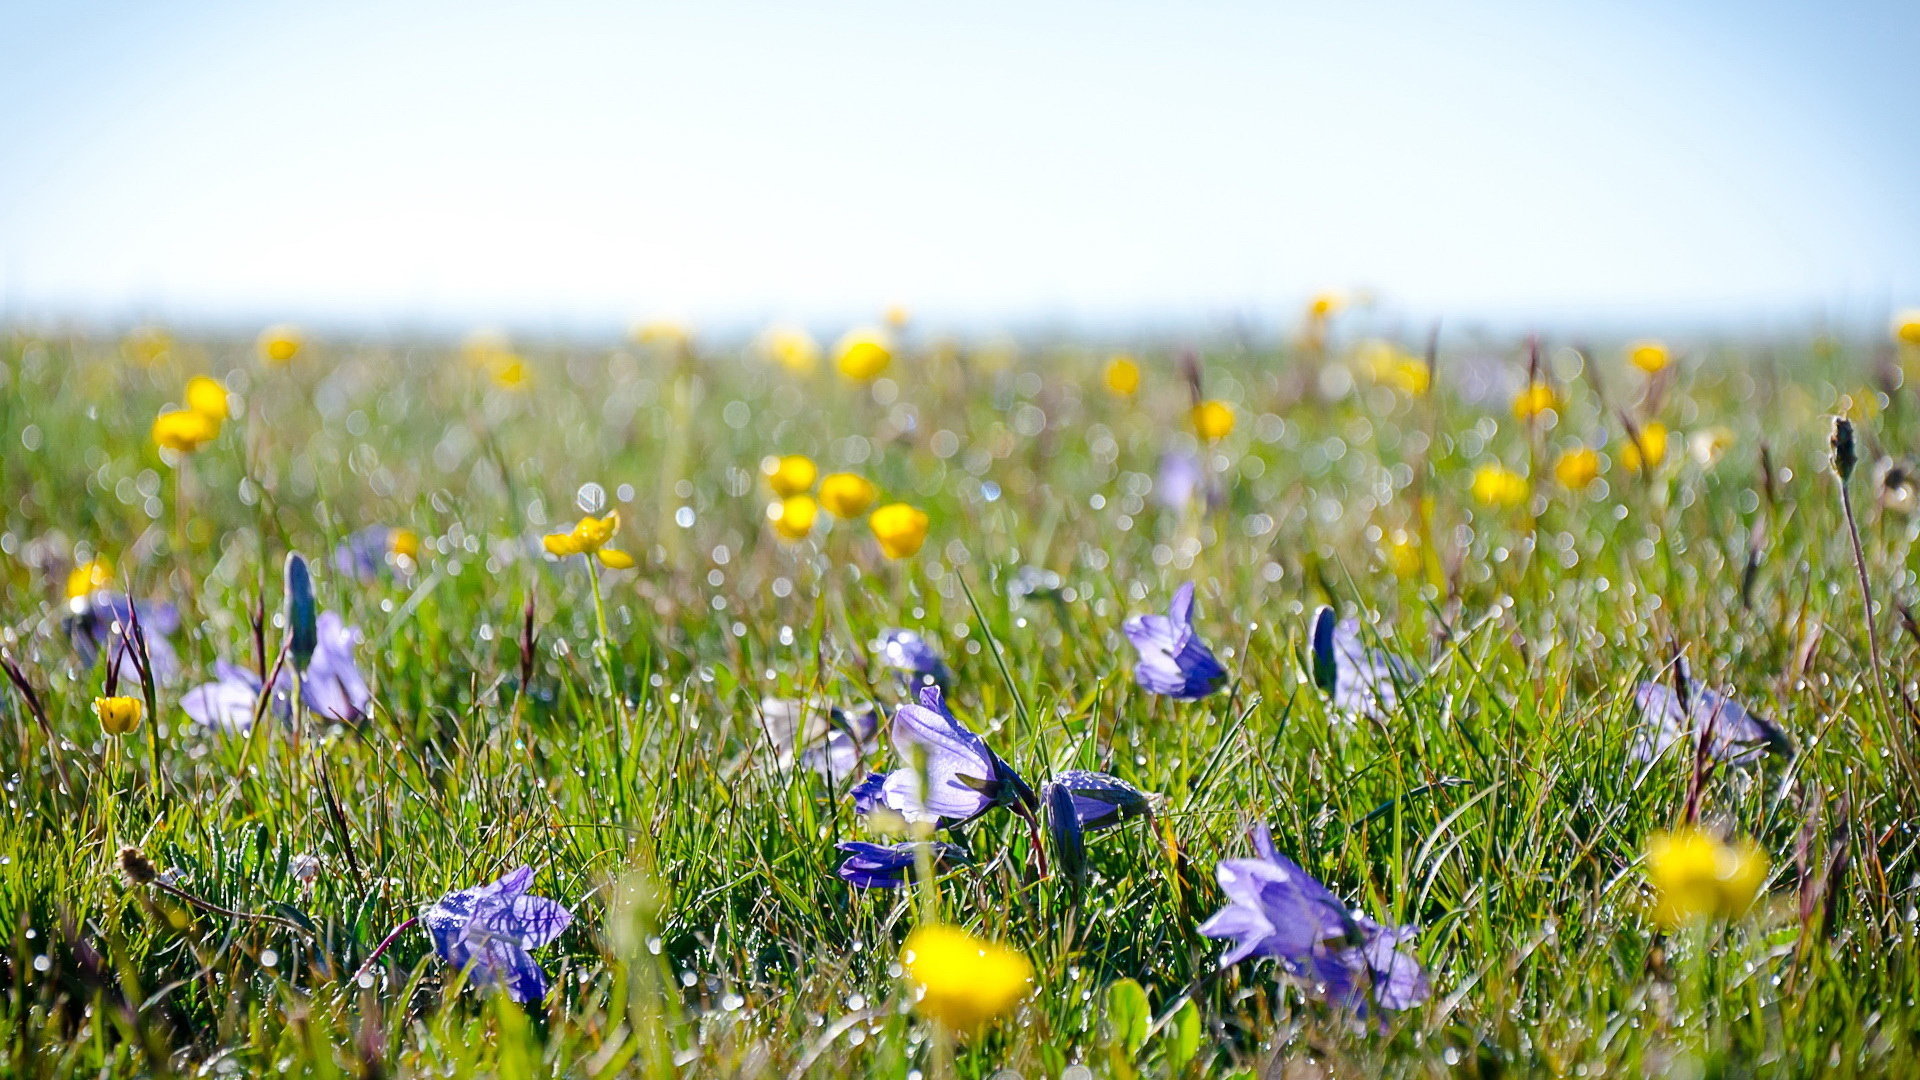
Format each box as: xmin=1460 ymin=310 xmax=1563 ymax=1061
xmin=1192 ymin=400 xmax=1236 ymax=442
xmin=1198 ymin=824 xmax=1428 ymax=1015
xmin=1306 ymin=292 xmax=1343 ymax=319
xmin=900 ymin=924 xmax=1033 ymax=1034
xmin=124 ymin=326 xmax=173 ymax=366
xmin=185 ymin=376 xmax=229 ymax=421
xmin=65 ymin=592 xmax=182 ymax=686
xmin=768 ymin=495 xmax=818 ymax=541
xmin=1620 ymin=421 xmax=1669 ymax=474
xmin=284 ymin=553 xmax=317 ymax=672
xmin=151 ymin=409 xmax=220 ymax=454
xmin=1689 ymin=427 xmax=1735 ymax=467
xmin=257 ymin=324 xmax=303 ymax=365
xmin=817 ymin=473 xmax=878 ymax=518
xmin=1103 ymin=355 xmax=1142 ymax=397
xmin=757 ymin=697 xmax=880 ymax=783
xmin=181 ymin=660 xmax=282 ymax=733
xmin=304 ymin=612 xmax=373 ymax=723
xmin=1156 ymin=450 xmax=1204 ymax=512
xmin=1553 ymin=448 xmax=1601 ymax=490
xmin=834 ymin=328 xmax=893 ymax=381
xmin=757 ymin=325 xmax=820 ymax=374
xmin=1358 ymin=340 xmax=1429 ymax=396
xmin=67 ymin=558 xmax=114 ymax=600
xmin=1631 ymin=668 xmax=1790 ymax=766
xmin=869 ymin=503 xmax=930 ymax=559
xmin=1896 ymin=310 xmax=1920 ymax=347
xmin=1310 ymin=607 xmax=1420 ymax=720
xmin=1123 ymin=582 xmax=1228 ymax=700
xmin=332 ymin=525 xmax=419 ymax=581
xmin=876 ymin=685 xmax=1034 ymax=826
xmin=1380 ymin=529 xmax=1422 ymax=577
xmin=94 ymin=695 xmax=144 ymax=736
xmin=1627 ymin=340 xmax=1671 ymax=374
xmin=1046 ymin=783 xmax=1086 ymax=883
xmin=1511 ymin=381 xmax=1557 ymax=420
xmin=762 ymin=454 xmax=818 ymax=499
xmin=835 ymin=840 xmax=966 ymax=889
xmin=421 ymin=866 xmax=572 ymax=1004
xmin=542 ymin=511 xmax=635 ymax=568
xmin=884 ymin=303 xmax=912 ymax=330
xmin=874 ymin=629 xmax=952 ymax=690
xmin=489 ymin=357 xmax=530 ymax=390
xmin=850 ymin=772 xmax=889 ymax=816
xmin=1645 ymin=827 xmax=1769 ymax=928
xmin=1046 ymin=770 xmax=1154 ymax=831
xmin=1470 ymin=464 xmax=1529 ymax=507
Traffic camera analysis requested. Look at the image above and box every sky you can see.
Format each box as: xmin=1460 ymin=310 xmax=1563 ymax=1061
xmin=1 ymin=0 xmax=1916 ymax=337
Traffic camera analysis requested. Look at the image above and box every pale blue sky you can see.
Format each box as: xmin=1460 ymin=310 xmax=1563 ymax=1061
xmin=2 ymin=0 xmax=1915 ymax=335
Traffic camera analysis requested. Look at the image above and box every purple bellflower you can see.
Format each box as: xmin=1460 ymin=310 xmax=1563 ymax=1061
xmin=874 ymin=629 xmax=952 ymax=690
xmin=1048 ymin=770 xmax=1155 ymax=832
xmin=1123 ymin=582 xmax=1228 ymax=699
xmin=871 ymin=686 xmax=1034 ymax=827
xmin=1045 ymin=782 xmax=1088 ymax=884
xmin=1310 ymin=607 xmax=1419 ymax=719
xmin=834 ymin=840 xmax=968 ymax=889
xmin=66 ymin=592 xmax=182 ymax=686
xmin=756 ymin=696 xmax=882 ymax=784
xmin=180 ymin=611 xmax=372 ymax=732
xmin=421 ymin=866 xmax=572 ymax=1004
xmin=1198 ymin=824 xmax=1429 ymax=1017
xmin=1156 ymin=450 xmax=1205 ymax=513
xmin=181 ymin=660 xmax=285 ymax=734
xmin=1632 ymin=662 xmax=1790 ymax=766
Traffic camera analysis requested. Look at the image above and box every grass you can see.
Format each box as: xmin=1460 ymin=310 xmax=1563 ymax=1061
xmin=2 ymin=325 xmax=1919 ymax=1077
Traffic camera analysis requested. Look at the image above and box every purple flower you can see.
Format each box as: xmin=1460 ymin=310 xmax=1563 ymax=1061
xmin=302 ymin=612 xmax=373 ymax=723
xmin=1631 ymin=667 xmax=1790 ymax=766
xmin=1310 ymin=607 xmax=1418 ymax=719
xmin=1048 ymin=770 xmax=1154 ymax=832
xmin=1198 ymin=825 xmax=1428 ymax=1016
xmin=874 ymin=629 xmax=952 ymax=690
xmin=873 ymin=686 xmax=1033 ymax=826
xmin=1156 ymin=450 xmax=1204 ymax=512
xmin=65 ymin=592 xmax=182 ymax=686
xmin=421 ymin=866 xmax=572 ymax=1004
xmin=1046 ymin=782 xmax=1087 ymax=884
xmin=834 ymin=840 xmax=967 ymax=889
xmin=1123 ymin=583 xmax=1227 ymax=699
xmin=181 ymin=660 xmax=285 ymax=734
xmin=756 ymin=696 xmax=881 ymax=784
xmin=850 ymin=772 xmax=888 ymax=815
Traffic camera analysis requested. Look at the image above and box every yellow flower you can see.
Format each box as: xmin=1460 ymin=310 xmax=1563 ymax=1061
xmin=632 ymin=319 xmax=693 ymax=349
xmin=542 ymin=511 xmax=633 ymax=568
xmin=152 ymin=409 xmax=220 ymax=454
xmin=124 ymin=327 xmax=173 ymax=367
xmin=461 ymin=327 xmax=513 ymax=367
xmin=67 ymin=558 xmax=114 ymax=600
xmin=1191 ymin=400 xmax=1235 ymax=442
xmin=1645 ymin=827 xmax=1769 ymax=928
xmin=883 ymin=303 xmax=912 ymax=330
xmin=1306 ymin=291 xmax=1343 ymax=319
xmin=388 ymin=528 xmax=420 ymax=559
xmin=900 ymin=924 xmax=1032 ymax=1035
xmin=1553 ymin=447 xmax=1601 ymax=490
xmin=762 ymin=455 xmax=818 ymax=499
xmin=185 ymin=375 xmax=229 ymax=421
xmin=1620 ymin=421 xmax=1669 ymax=474
xmin=768 ymin=495 xmax=819 ymax=541
xmin=94 ymin=695 xmax=144 ymax=736
xmin=1511 ymin=381 xmax=1557 ymax=421
xmin=1380 ymin=530 xmax=1422 ymax=578
xmin=1628 ymin=340 xmax=1671 ymax=374
xmin=489 ymin=357 xmax=530 ymax=390
xmin=1892 ymin=310 xmax=1920 ymax=347
xmin=1471 ymin=464 xmax=1529 ymax=507
xmin=818 ymin=473 xmax=879 ymax=519
xmin=760 ymin=325 xmax=821 ymax=375
xmin=870 ymin=503 xmax=930 ymax=559
xmin=834 ymin=328 xmax=893 ymax=381
xmin=1102 ymin=355 xmax=1142 ymax=397
xmin=257 ymin=325 xmax=303 ymax=365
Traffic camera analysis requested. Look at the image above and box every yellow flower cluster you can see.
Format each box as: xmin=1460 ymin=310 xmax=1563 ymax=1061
xmin=152 ymin=374 xmax=231 ymax=456
xmin=759 ymin=456 xmax=891 ymax=546
xmin=543 ymin=511 xmax=634 ymax=568
xmin=900 ymin=924 xmax=1032 ymax=1034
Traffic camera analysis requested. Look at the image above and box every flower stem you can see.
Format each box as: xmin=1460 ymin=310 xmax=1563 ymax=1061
xmin=351 ymin=915 xmax=420 ymax=985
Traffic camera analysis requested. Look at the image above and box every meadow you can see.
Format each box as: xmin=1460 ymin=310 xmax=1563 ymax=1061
xmin=3 ymin=312 xmax=1920 ymax=1078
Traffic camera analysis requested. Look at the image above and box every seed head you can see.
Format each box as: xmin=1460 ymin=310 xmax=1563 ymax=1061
xmin=119 ymin=846 xmax=157 ymax=885
xmin=1830 ymin=417 xmax=1857 ymax=481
